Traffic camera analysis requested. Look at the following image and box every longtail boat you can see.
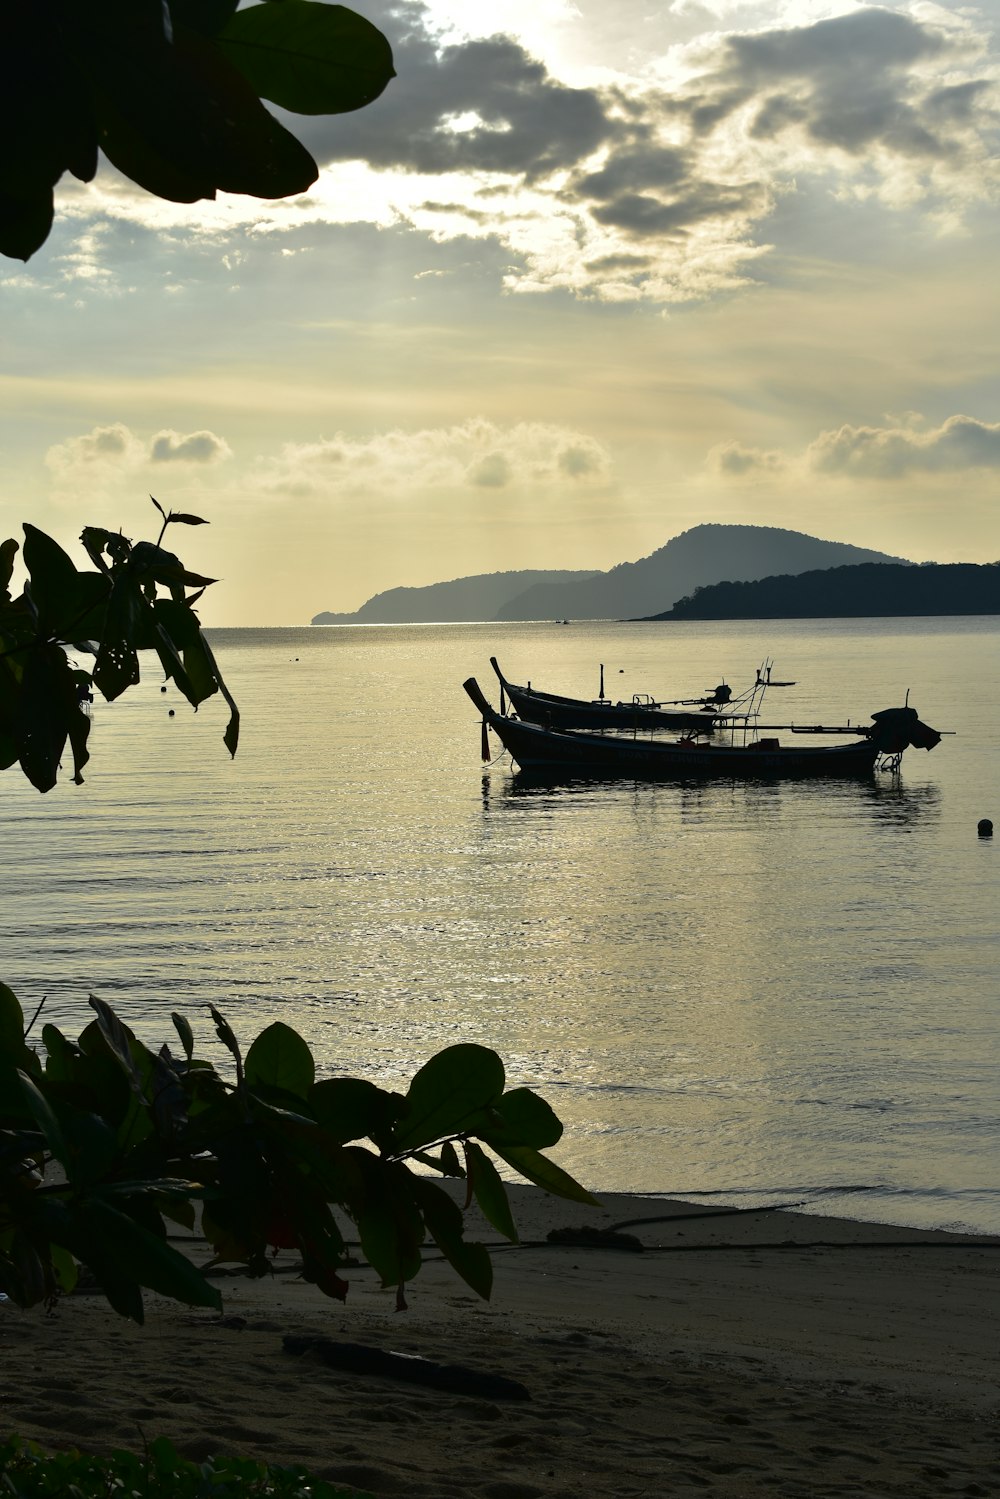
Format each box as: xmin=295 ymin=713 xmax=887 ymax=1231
xmin=489 ymin=656 xmax=730 ymax=734
xmin=465 ymin=678 xmax=942 ymax=779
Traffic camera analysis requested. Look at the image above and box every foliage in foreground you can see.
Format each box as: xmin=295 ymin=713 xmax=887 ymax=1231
xmin=0 ymin=982 xmax=596 ymax=1321
xmin=0 ymin=501 xmax=238 ymax=793
xmin=0 ymin=1435 xmax=368 ymax=1499
xmin=3 ymin=0 xmax=395 ymax=261
xmin=1 ymin=503 xmax=594 ymax=1322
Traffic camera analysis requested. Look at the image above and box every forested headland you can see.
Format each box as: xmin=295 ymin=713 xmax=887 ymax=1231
xmin=652 ymin=562 xmax=999 ymax=620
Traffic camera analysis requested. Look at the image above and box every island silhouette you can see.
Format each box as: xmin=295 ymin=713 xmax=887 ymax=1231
xmin=311 ymin=523 xmax=909 ymax=624
xmin=650 ymin=560 xmax=999 ymax=620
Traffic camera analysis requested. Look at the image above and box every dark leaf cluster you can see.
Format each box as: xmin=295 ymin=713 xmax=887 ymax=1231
xmin=0 ymin=982 xmax=595 ymax=1323
xmin=0 ymin=500 xmax=238 ymax=792
xmin=0 ymin=0 xmax=395 ymax=260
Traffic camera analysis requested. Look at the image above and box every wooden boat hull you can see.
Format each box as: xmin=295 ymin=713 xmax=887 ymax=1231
xmin=490 ymin=657 xmax=714 ymax=734
xmin=465 ymin=678 xmax=882 ymax=779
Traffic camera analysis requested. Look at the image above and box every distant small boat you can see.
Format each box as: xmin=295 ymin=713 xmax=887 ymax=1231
xmin=489 ymin=657 xmax=720 ymax=735
xmin=466 ymin=677 xmax=942 ymax=779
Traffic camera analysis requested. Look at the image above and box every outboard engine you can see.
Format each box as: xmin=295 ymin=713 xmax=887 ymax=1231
xmin=869 ymin=706 xmax=942 ymax=753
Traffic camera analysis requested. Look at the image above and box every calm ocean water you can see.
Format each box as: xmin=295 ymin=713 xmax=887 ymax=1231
xmin=5 ymin=618 xmax=998 ymax=1235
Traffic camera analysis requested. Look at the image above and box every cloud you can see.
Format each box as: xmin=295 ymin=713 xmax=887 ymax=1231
xmin=45 ymin=424 xmax=232 ymax=486
xmin=46 ymin=1 xmax=1000 ymax=305
xmin=563 ymin=135 xmax=770 ymax=247
xmin=252 ymin=419 xmax=611 ymax=501
xmin=151 ymin=430 xmax=232 ymax=464
xmin=341 ymin=3 xmax=998 ymax=298
xmin=670 ymin=7 xmax=998 ymax=187
xmin=709 ymin=440 xmax=786 ymax=476
xmin=808 ymin=414 xmax=1000 ymax=478
xmin=468 ymin=452 xmax=512 ymax=487
xmin=558 ymin=443 xmax=604 ymax=478
xmin=287 ymin=3 xmax=615 ymax=181
xmin=45 ymin=423 xmax=147 ymax=477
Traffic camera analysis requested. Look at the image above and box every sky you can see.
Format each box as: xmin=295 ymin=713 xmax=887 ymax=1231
xmin=2 ymin=0 xmax=998 ymax=625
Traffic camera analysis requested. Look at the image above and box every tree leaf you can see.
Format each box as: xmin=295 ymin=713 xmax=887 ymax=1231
xmin=148 ymin=619 xmax=203 ymax=707
xmin=439 ymin=1140 xmax=465 ymax=1178
xmin=354 ymin=1166 xmax=425 ymax=1289
xmin=75 ymin=1020 xmax=136 ymax=1133
xmin=150 ymin=1045 xmax=188 ymax=1138
xmin=0 ymin=730 xmax=18 ymax=773
xmin=310 ymin=1076 xmax=402 ymax=1146
xmin=477 ymin=1087 xmax=563 ymax=1150
xmin=92 ymin=22 xmax=319 ymax=202
xmin=21 ymin=524 xmax=80 ymax=633
xmin=171 ymin=1011 xmax=194 ymax=1062
xmin=209 ymin=1005 xmax=244 ymax=1084
xmin=92 ymin=574 xmax=144 ymax=701
xmin=0 ymin=1230 xmax=51 ymax=1307
xmin=167 ymin=0 xmax=242 ymax=38
xmin=486 ymin=1144 xmax=600 ymax=1207
xmin=196 ymin=631 xmax=240 ymax=757
xmin=129 ymin=540 xmax=214 ymax=590
xmin=80 ymin=526 xmax=131 ymax=570
xmin=41 ymin=1023 xmax=80 ymax=1084
xmin=245 ymin=1021 xmax=315 ymax=1099
xmin=153 ymin=600 xmax=218 ymax=704
xmin=0 ymin=984 xmax=37 ymax=1115
xmin=16 ymin=1070 xmax=74 ymax=1178
xmin=0 ymin=981 xmax=25 ymax=1054
xmin=49 ymin=1242 xmax=79 ymax=1295
xmin=60 ymin=1107 xmax=120 ymax=1187
xmin=16 ymin=643 xmax=91 ymax=791
xmin=61 ymin=570 xmax=112 ymax=648
xmin=219 ymin=2 xmax=395 ymax=116
xmin=410 ymin=1175 xmax=493 ymax=1299
xmin=391 ymin=1045 xmax=506 ymax=1154
xmin=465 ymin=1142 xmax=518 ymax=1243
xmin=265 ymin=1113 xmax=359 ymax=1205
xmin=0 ymin=186 xmax=55 ymax=262
xmin=0 ymin=537 xmax=18 ymax=598
xmin=88 ymin=996 xmax=147 ymax=1099
xmin=0 ymin=650 xmax=22 ymax=771
xmin=71 ymin=1197 xmax=222 ymax=1318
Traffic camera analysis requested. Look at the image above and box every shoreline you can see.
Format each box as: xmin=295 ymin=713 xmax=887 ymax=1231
xmin=534 ymin=1180 xmax=1000 ymax=1242
xmin=3 ymin=1185 xmax=998 ymax=1497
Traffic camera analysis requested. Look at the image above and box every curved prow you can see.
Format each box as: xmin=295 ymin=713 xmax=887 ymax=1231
xmin=466 ymin=678 xmax=497 ymax=761
xmin=489 ymin=656 xmax=509 ymax=715
xmin=464 ymin=677 xmax=495 ymax=720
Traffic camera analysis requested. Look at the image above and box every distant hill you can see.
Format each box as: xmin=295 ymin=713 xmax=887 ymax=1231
xmin=310 ymin=525 xmax=909 ymax=624
xmin=655 ymin=562 xmax=1000 ymax=620
xmin=311 ymin=568 xmax=598 ymax=625
xmin=495 ymin=525 xmax=908 ymax=620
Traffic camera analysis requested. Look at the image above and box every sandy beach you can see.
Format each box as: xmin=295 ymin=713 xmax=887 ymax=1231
xmin=2 ymin=1186 xmax=997 ymax=1498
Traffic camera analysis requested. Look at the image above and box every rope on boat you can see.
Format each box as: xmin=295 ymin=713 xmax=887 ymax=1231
xmin=480 ymin=720 xmax=509 ymax=767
